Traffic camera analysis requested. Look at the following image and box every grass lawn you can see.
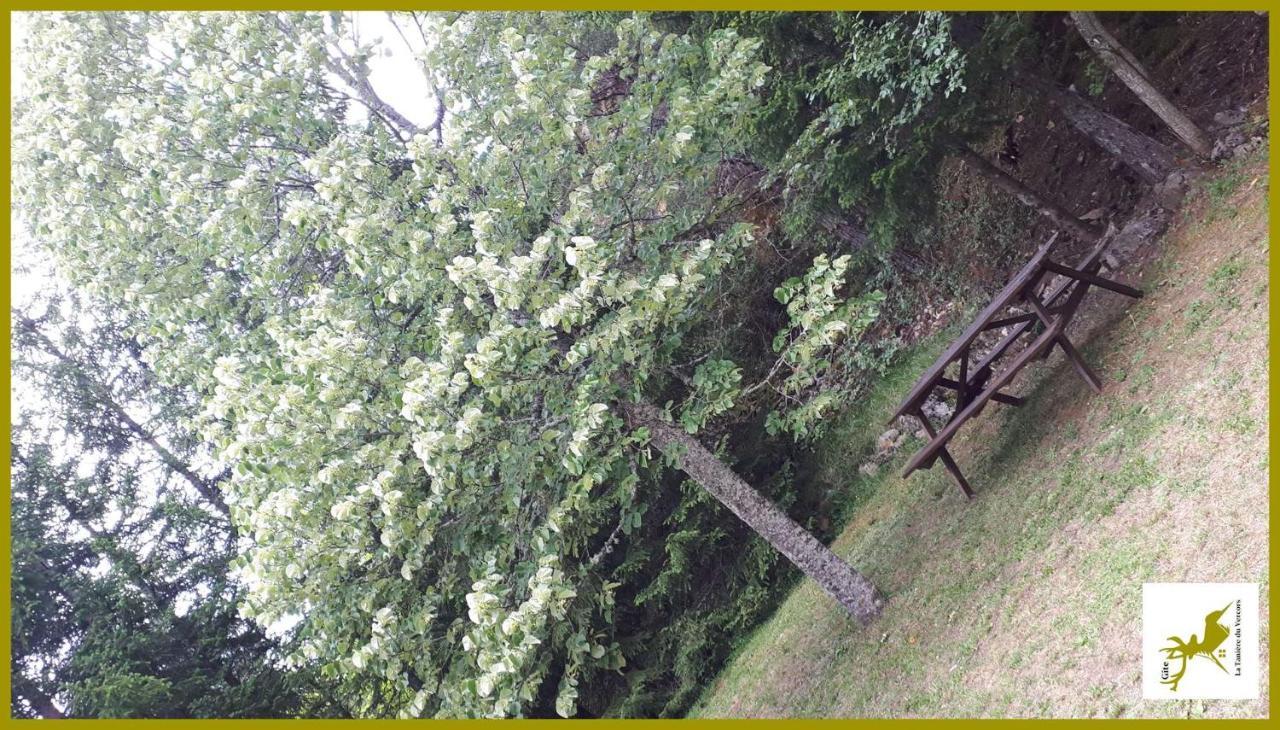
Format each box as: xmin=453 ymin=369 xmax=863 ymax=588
xmin=690 ymin=154 xmax=1270 ymax=719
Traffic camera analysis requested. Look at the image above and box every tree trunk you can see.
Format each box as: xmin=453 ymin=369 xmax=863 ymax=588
xmin=1019 ymin=73 xmax=1181 ymax=184
xmin=1070 ymin=11 xmax=1213 ymax=158
xmin=626 ymin=401 xmax=885 ymax=624
xmin=952 ymin=142 xmax=1102 ymax=244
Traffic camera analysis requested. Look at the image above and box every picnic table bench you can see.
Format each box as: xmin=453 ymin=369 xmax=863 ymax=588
xmin=891 ymin=232 xmax=1143 ymax=498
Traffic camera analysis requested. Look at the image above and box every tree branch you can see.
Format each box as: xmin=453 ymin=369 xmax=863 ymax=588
xmin=15 ymin=316 xmax=231 ymax=518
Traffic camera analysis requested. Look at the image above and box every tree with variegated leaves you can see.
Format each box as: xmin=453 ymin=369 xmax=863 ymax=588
xmin=15 ymin=11 xmax=884 ymax=718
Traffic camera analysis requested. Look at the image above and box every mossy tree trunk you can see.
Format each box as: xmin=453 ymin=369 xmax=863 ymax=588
xmin=1070 ymin=11 xmax=1213 ymax=158
xmin=1020 ymin=73 xmax=1182 ymax=184
xmin=626 ymin=401 xmax=885 ymax=624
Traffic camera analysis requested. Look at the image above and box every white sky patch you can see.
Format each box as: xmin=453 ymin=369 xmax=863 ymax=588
xmin=351 ymin=11 xmax=439 ymax=129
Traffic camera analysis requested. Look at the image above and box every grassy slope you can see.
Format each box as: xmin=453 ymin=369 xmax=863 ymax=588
xmin=691 ymin=155 xmax=1270 ymax=719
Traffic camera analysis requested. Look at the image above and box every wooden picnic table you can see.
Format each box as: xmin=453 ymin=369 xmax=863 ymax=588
xmin=891 ymin=232 xmax=1143 ymax=498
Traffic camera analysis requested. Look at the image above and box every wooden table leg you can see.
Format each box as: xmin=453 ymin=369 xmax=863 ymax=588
xmin=1055 ymin=334 xmax=1103 ymax=393
xmin=914 ymin=408 xmax=975 ymax=499
xmin=1025 ymin=281 xmax=1104 ymax=392
xmin=1043 ymin=260 xmax=1144 ymax=299
xmin=1022 ymin=287 xmax=1061 ymax=361
xmin=937 ymin=450 xmax=975 ymax=499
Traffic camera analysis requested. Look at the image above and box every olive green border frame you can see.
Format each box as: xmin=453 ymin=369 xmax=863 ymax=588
xmin=0 ymin=1 xmax=1273 ymax=724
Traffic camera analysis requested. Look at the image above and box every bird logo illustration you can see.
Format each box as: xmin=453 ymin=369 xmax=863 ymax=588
xmin=1160 ymin=601 xmax=1235 ymax=692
